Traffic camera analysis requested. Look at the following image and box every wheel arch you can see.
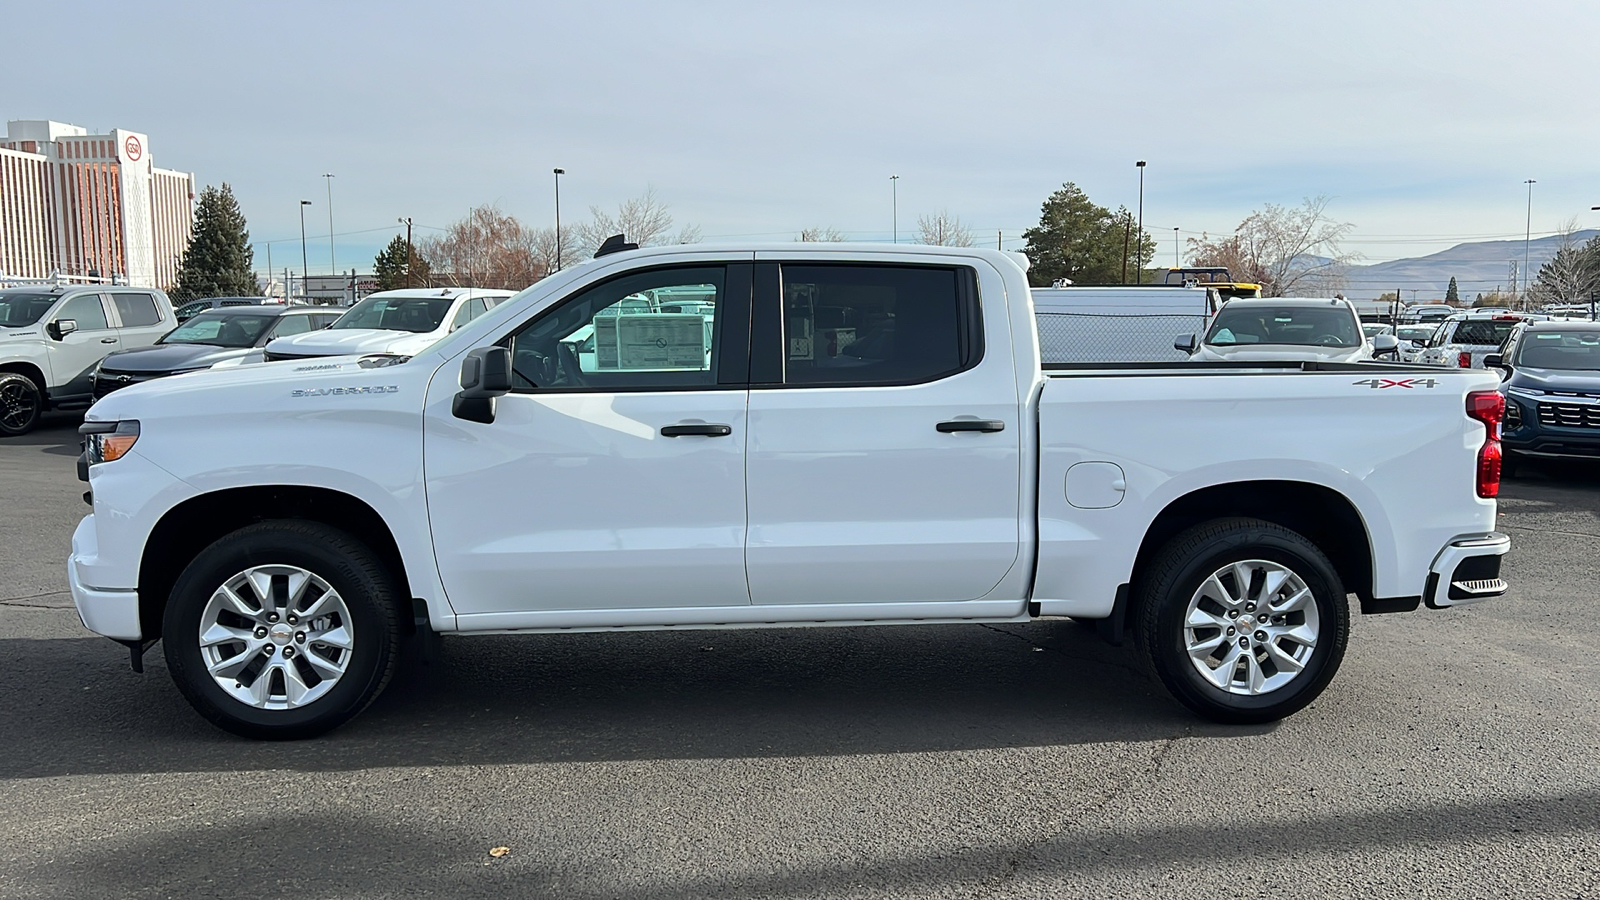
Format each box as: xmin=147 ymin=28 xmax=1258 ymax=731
xmin=0 ymin=361 xmax=49 ymax=395
xmin=138 ymin=485 xmax=415 ymax=640
xmin=1130 ymin=480 xmax=1374 ymax=609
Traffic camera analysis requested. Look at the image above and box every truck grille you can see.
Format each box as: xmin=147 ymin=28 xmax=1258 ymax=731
xmin=1537 ymin=402 xmax=1600 ymax=429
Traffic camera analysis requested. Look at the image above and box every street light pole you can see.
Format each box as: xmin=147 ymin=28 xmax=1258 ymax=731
xmin=890 ymin=175 xmax=899 ymax=243
xmin=1135 ymin=160 xmax=1146 ymax=284
xmin=323 ymin=174 xmax=336 ymax=274
xmin=1173 ymin=227 xmax=1180 ymax=268
xmin=553 ymin=168 xmax=565 ymax=273
xmin=298 ymin=200 xmax=311 ymax=302
xmin=1523 ymin=179 xmax=1536 ymax=307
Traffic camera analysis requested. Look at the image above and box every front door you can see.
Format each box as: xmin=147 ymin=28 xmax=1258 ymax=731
xmin=48 ymin=293 xmax=118 ymax=399
xmin=424 ymin=262 xmax=754 ymax=624
xmin=743 ymin=259 xmax=1023 ymax=606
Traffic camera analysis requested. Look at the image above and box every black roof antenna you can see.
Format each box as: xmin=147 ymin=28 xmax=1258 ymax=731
xmin=594 ymin=234 xmax=638 ymax=258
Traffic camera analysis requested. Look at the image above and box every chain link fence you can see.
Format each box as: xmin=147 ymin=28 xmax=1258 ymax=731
xmin=1036 ymin=312 xmax=1205 ymax=364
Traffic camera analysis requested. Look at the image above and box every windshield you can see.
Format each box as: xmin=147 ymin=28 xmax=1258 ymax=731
xmin=1205 ymin=305 xmax=1361 ymax=348
xmin=331 ymin=296 xmax=454 ymax=333
xmin=1397 ymin=326 xmax=1436 ymax=342
xmin=160 ymin=312 xmax=273 ymax=347
xmin=0 ymin=291 xmax=58 ymax=328
xmin=1514 ymin=331 xmax=1600 ymax=370
xmin=1362 ymin=324 xmax=1393 ymax=338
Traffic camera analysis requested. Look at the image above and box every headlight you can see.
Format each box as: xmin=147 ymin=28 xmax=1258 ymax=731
xmin=82 ymin=419 xmax=140 ymax=465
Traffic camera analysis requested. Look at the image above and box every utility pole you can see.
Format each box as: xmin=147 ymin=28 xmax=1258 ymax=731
xmin=1523 ymin=179 xmax=1536 ymax=308
xmin=398 ymin=217 xmax=413 ymax=288
xmin=1135 ymin=160 xmax=1146 ymax=284
xmin=1120 ymin=211 xmax=1132 ymax=284
xmin=1172 ymin=227 xmax=1180 ymax=268
xmin=265 ymin=243 xmax=272 ymax=297
xmin=298 ymin=200 xmax=311 ymax=301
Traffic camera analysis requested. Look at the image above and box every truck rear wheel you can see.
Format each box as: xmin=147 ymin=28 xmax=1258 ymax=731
xmin=1135 ymin=517 xmax=1348 ymax=724
xmin=0 ymin=372 xmax=42 ymax=437
xmin=162 ymin=521 xmax=403 ymax=739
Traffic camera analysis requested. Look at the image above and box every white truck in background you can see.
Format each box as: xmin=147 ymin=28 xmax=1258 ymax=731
xmin=70 ymin=243 xmax=1510 ymax=739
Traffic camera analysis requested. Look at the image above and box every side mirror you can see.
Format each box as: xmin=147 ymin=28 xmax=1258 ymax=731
xmin=1372 ymin=334 xmax=1399 ymax=355
xmin=48 ymin=319 xmax=78 ymax=340
xmin=452 ymin=346 xmax=512 ymax=424
xmin=1484 ymin=354 xmax=1511 ymax=379
xmin=1174 ymin=333 xmax=1198 ymax=353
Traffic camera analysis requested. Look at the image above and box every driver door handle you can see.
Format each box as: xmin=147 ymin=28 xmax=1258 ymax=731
xmin=661 ymin=423 xmax=733 ymax=437
xmin=936 ymin=419 xmax=1005 ymax=433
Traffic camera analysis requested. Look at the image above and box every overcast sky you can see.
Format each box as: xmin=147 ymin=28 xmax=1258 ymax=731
xmin=10 ymin=0 xmax=1600 ymax=277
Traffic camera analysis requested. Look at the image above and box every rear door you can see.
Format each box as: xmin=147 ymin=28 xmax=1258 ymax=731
xmin=743 ymin=257 xmax=1023 ymax=606
xmin=109 ymin=291 xmax=170 ymax=350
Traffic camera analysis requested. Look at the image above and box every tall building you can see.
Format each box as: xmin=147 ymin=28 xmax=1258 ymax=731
xmin=0 ymin=120 xmax=195 ymax=289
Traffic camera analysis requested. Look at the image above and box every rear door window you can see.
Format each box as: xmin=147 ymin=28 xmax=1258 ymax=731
xmin=769 ymin=264 xmax=977 ymax=386
xmin=111 ymin=292 xmax=162 ymax=327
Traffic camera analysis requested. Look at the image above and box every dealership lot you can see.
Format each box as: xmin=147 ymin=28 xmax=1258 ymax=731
xmin=1 ymin=413 xmax=1596 ymax=898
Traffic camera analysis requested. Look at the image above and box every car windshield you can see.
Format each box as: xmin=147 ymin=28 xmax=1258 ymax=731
xmin=1397 ymin=326 xmax=1436 ymax=342
xmin=1205 ymin=305 xmax=1361 ymax=348
xmin=331 ymin=297 xmax=453 ymax=333
xmin=1514 ymin=331 xmax=1600 ymax=370
xmin=160 ymin=312 xmax=273 ymax=347
xmin=0 ymin=291 xmax=58 ymax=328
xmin=1362 ymin=324 xmax=1393 ymax=337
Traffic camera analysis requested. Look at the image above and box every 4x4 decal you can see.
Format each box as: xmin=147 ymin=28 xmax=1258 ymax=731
xmin=1353 ymin=378 xmax=1439 ymax=389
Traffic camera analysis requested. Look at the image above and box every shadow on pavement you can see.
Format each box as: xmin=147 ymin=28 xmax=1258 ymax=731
xmin=0 ymin=621 xmax=1220 ymax=780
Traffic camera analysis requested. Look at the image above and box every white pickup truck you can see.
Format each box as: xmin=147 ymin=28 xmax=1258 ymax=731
xmin=69 ymin=243 xmax=1511 ymax=739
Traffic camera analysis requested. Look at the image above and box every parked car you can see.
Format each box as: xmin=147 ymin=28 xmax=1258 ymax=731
xmin=1032 ymin=285 xmax=1221 ymax=364
xmin=92 ymin=306 xmax=343 ymax=400
xmin=1176 ymin=297 xmax=1398 ymax=363
xmin=1362 ymin=323 xmax=1395 ymax=340
xmin=73 ymin=243 xmax=1508 ymax=739
xmin=1398 ymin=303 xmax=1457 ymax=325
xmin=1395 ymin=325 xmax=1438 ymax=362
xmin=1489 ymin=321 xmax=1600 ymax=474
xmin=261 ymin=287 xmax=514 ymax=362
xmin=0 ymin=284 xmax=174 ymax=436
xmin=172 ymin=297 xmax=272 ymax=322
xmin=1414 ymin=311 xmax=1533 ymax=369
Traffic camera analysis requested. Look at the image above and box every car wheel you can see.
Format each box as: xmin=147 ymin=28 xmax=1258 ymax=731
xmin=163 ymin=521 xmax=403 ymax=739
xmin=1135 ymin=517 xmax=1349 ymax=724
xmin=0 ymin=372 xmax=43 ymax=437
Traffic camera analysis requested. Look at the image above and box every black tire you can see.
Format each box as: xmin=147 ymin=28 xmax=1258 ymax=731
xmin=0 ymin=372 xmax=43 ymax=437
xmin=163 ymin=521 xmax=403 ymax=739
xmin=1135 ymin=517 xmax=1349 ymax=725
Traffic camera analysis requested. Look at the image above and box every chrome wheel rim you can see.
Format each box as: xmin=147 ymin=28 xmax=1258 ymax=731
xmin=197 ymin=565 xmax=355 ymax=710
xmin=0 ymin=380 xmax=37 ymax=431
xmin=1184 ymin=559 xmax=1319 ymax=696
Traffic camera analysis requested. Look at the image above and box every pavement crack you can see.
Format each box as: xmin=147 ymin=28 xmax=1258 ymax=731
xmin=0 ymin=590 xmax=71 ymax=604
xmin=1497 ymin=524 xmax=1600 ymax=541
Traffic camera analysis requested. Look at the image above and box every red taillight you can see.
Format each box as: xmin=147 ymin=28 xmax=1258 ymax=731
xmin=1458 ymin=351 xmax=1472 ymax=368
xmin=1467 ymin=390 xmax=1504 ymax=498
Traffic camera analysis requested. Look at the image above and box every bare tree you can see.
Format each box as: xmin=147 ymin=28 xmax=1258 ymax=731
xmin=797 ymin=226 xmax=846 ymax=242
xmin=1529 ymin=219 xmax=1600 ymax=306
xmin=1188 ymin=196 xmax=1357 ymax=296
xmin=417 ymin=205 xmax=544 ymax=291
xmin=574 ymin=187 xmax=700 ymax=254
xmin=529 ymin=225 xmax=586 ymax=275
xmin=916 ymin=210 xmax=974 ymax=247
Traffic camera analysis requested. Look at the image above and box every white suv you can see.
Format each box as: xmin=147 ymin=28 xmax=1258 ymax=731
xmin=1178 ymin=297 xmax=1397 ymax=363
xmin=262 ymin=288 xmax=513 ymax=362
xmin=0 ymin=285 xmax=174 ymax=436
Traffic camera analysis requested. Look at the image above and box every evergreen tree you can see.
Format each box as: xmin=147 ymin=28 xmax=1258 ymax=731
xmin=170 ymin=184 xmax=255 ymax=301
xmin=1021 ymin=183 xmax=1154 ymax=287
xmin=1445 ymin=276 xmax=1459 ymax=304
xmin=373 ymin=235 xmax=430 ymax=290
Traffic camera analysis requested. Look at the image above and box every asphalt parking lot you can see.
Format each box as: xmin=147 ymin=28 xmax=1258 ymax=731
xmin=1 ymin=412 xmax=1596 ymax=899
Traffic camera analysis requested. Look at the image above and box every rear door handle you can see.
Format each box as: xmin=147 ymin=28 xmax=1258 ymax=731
xmin=937 ymin=419 xmax=1005 ymax=433
xmin=661 ymin=423 xmax=733 ymax=437
xmin=100 ymin=338 xmax=117 ymax=344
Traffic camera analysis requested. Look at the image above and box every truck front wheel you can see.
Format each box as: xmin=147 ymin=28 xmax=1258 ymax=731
xmin=162 ymin=521 xmax=403 ymax=739
xmin=1136 ymin=518 xmax=1349 ymax=724
xmin=0 ymin=372 xmax=43 ymax=437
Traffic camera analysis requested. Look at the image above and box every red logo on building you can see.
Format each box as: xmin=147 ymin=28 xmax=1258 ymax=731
xmin=124 ymin=136 xmax=142 ymax=161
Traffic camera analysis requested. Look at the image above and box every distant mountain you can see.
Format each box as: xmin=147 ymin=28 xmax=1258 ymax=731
xmin=1340 ymin=230 xmax=1599 ymax=302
